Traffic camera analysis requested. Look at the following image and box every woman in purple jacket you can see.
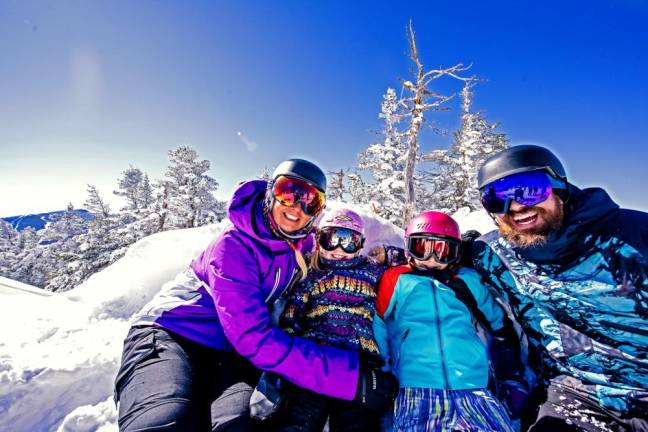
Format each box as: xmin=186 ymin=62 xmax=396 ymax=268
xmin=114 ymin=159 xmax=396 ymax=432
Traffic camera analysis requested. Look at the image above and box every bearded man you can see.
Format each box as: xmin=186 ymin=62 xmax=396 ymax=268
xmin=471 ymin=145 xmax=648 ymax=431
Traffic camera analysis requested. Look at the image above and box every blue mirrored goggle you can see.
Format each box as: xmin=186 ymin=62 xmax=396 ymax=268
xmin=480 ymin=170 xmax=562 ymax=214
xmin=318 ymin=227 xmax=364 ymax=253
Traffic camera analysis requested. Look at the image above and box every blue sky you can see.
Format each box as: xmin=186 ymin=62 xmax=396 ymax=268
xmin=1 ymin=1 xmax=647 ymax=216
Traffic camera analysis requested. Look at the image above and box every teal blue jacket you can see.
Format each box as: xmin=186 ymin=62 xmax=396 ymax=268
xmin=373 ymin=265 xmax=505 ymax=390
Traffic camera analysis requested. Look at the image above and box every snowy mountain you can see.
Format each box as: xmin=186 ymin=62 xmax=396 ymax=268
xmin=2 ymin=209 xmax=94 ymax=232
xmin=0 ymin=203 xmax=494 ymax=432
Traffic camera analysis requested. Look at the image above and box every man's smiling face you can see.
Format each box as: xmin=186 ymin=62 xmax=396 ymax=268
xmin=495 ymin=192 xmax=565 ymax=247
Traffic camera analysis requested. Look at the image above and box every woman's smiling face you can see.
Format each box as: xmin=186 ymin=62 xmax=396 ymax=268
xmin=271 ymin=200 xmax=312 ymax=233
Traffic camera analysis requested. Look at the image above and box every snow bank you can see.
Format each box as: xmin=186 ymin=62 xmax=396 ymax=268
xmin=64 ymin=221 xmax=230 ymax=321
xmin=0 ymin=205 xmax=490 ymax=431
xmin=0 ymin=223 xmax=229 ymax=432
xmin=451 ymin=207 xmax=496 ymax=236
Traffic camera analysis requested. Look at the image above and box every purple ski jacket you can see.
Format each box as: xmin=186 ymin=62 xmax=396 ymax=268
xmin=133 ymin=180 xmax=359 ymax=400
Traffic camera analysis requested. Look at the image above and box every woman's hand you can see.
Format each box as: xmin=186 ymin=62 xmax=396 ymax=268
xmin=353 ymin=358 xmax=398 ymax=412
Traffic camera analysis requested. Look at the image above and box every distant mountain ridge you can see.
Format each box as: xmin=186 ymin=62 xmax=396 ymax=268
xmin=2 ymin=209 xmax=94 ymax=231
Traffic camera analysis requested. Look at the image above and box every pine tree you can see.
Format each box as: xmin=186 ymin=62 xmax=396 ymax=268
xmin=41 ymin=203 xmax=88 ymax=291
xmin=114 ymin=166 xmax=147 ymax=218
xmin=0 ymin=220 xmax=19 ymax=277
xmin=68 ymin=184 xmax=124 ymax=286
xmin=424 ymin=80 xmax=509 ymax=212
xmin=354 ymin=88 xmax=409 ymax=224
xmin=204 ymin=199 xmax=228 ymax=224
xmin=164 ymin=146 xmax=219 ymax=229
xmin=259 ymin=166 xmax=272 ymax=181
xmin=347 ymin=173 xmax=369 ymax=206
xmin=327 ymin=169 xmax=347 ymax=201
xmin=152 ymin=179 xmax=171 ymax=232
xmin=139 ymin=174 xmax=155 ymax=213
xmin=41 ymin=203 xmax=88 ymax=244
xmin=0 ymin=219 xmax=18 ymax=253
xmin=10 ymin=228 xmax=51 ymax=288
xmin=85 ymin=185 xmax=111 ymax=221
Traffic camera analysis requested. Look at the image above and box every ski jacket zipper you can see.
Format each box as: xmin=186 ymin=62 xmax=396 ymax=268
xmin=393 ymin=328 xmax=410 ymax=372
xmin=432 ymin=282 xmax=450 ymax=389
xmin=265 ymin=268 xmax=282 ymax=303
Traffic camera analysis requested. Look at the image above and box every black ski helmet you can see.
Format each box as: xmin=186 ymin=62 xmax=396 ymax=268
xmin=477 ymin=145 xmax=567 ymax=190
xmin=272 ymin=158 xmax=327 ymax=192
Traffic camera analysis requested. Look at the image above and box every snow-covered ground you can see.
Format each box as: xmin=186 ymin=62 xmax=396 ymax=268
xmin=0 ymin=204 xmax=494 ymax=432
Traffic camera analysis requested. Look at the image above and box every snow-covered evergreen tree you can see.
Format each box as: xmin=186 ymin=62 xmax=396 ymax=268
xmin=41 ymin=203 xmax=88 ymax=244
xmin=138 ymin=174 xmax=155 ymax=213
xmin=327 ymin=169 xmax=347 ymax=201
xmin=9 ymin=227 xmax=51 ymax=288
xmin=112 ymin=167 xmax=160 ymax=240
xmin=41 ymin=203 xmax=89 ymax=291
xmin=0 ymin=220 xmax=19 ymax=277
xmin=3 ymin=148 xmax=224 ymax=290
xmin=259 ymin=166 xmax=272 ymax=181
xmin=152 ymin=179 xmax=171 ymax=232
xmin=424 ymin=80 xmax=509 ymax=212
xmin=347 ymin=172 xmax=369 ymax=206
xmin=114 ymin=166 xmax=147 ymax=218
xmin=85 ymin=185 xmax=111 ymax=221
xmin=70 ymin=185 xmax=124 ymax=285
xmin=0 ymin=219 xmax=17 ymax=253
xmin=164 ymin=146 xmax=219 ymax=229
xmin=354 ymin=88 xmax=409 ymax=224
xmin=203 ymin=199 xmax=228 ymax=224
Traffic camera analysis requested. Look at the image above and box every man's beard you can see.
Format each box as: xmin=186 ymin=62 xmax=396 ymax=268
xmin=498 ymin=202 xmax=564 ymax=248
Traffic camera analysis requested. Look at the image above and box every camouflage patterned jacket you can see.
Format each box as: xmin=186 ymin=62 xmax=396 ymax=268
xmin=471 ymin=186 xmax=648 ymax=414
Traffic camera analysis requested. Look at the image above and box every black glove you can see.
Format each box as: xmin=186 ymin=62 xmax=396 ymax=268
xmin=460 ymin=230 xmax=481 ymax=268
xmin=498 ymin=379 xmax=530 ymax=419
xmin=354 ymin=362 xmax=397 ymax=412
xmin=384 ymin=245 xmax=407 ymax=266
xmin=490 ymin=317 xmax=524 ymax=383
xmin=359 ymin=351 xmax=386 ymax=369
xmin=461 ymin=229 xmax=481 ymax=243
xmin=368 ymin=245 xmax=407 ymax=267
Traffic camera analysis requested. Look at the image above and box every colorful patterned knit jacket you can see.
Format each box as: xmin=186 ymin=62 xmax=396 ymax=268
xmin=280 ymin=255 xmax=385 ymax=356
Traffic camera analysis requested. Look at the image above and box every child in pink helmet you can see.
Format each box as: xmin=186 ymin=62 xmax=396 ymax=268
xmin=374 ymin=210 xmax=526 ymax=431
xmin=250 ymin=207 xmax=402 ymax=431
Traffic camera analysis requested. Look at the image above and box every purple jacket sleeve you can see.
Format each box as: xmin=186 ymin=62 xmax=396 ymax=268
xmin=206 ymin=232 xmax=359 ymax=401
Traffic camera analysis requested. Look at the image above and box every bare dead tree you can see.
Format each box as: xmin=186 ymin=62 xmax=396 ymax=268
xmin=401 ymin=21 xmax=472 ymax=225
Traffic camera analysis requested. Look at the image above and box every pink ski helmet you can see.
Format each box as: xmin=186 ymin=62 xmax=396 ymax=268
xmin=319 ymin=208 xmax=365 ymax=235
xmin=405 ymin=210 xmax=461 ymax=240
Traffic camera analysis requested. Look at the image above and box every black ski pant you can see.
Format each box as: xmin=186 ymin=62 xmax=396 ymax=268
xmin=523 ymin=378 xmax=648 ymax=432
xmin=270 ymin=385 xmax=380 ymax=432
xmin=114 ymin=325 xmax=261 ymax=432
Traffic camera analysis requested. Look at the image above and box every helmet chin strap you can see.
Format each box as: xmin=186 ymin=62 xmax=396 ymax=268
xmin=274 ymin=216 xmax=314 ymax=240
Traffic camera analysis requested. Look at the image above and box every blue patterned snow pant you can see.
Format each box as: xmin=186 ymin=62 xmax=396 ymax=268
xmin=393 ymin=387 xmax=514 ymax=432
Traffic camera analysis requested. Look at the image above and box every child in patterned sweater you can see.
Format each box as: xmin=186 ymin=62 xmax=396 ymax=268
xmin=250 ymin=208 xmax=401 ymax=432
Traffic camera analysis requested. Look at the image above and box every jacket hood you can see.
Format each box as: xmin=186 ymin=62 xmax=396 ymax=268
xmin=228 ymin=179 xmax=296 ymax=253
xmin=514 ymin=185 xmax=619 ymax=264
